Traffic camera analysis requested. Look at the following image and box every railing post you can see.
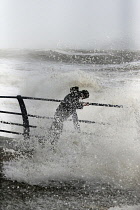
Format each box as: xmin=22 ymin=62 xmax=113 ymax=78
xmin=17 ymin=95 xmax=30 ymax=139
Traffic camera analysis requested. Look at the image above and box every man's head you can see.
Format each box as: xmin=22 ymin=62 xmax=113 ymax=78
xmin=70 ymin=86 xmax=79 ymax=93
xmin=80 ymin=90 xmax=89 ymax=99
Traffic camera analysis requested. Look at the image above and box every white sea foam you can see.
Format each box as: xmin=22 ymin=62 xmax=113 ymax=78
xmin=109 ymin=205 xmax=140 ymax=210
xmin=1 ymin=51 xmax=140 ymax=191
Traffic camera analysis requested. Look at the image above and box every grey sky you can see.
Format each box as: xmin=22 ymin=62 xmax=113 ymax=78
xmin=0 ymin=0 xmax=140 ymax=50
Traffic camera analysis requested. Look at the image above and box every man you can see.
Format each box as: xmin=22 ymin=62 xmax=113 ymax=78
xmin=48 ymin=87 xmax=89 ymax=144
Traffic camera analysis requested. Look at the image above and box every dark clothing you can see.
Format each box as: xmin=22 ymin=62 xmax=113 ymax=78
xmin=49 ymin=92 xmax=83 ymax=144
xmin=72 ymin=111 xmax=81 ymax=132
xmin=55 ymin=92 xmax=83 ymax=120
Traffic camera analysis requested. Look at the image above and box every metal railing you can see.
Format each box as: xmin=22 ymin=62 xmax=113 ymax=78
xmin=0 ymin=95 xmax=31 ymax=138
xmin=0 ymin=95 xmax=102 ymax=139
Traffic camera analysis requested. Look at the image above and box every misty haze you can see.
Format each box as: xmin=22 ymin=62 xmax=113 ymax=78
xmin=0 ymin=0 xmax=140 ymax=50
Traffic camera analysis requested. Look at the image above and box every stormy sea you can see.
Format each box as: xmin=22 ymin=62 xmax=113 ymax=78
xmin=0 ymin=49 xmax=140 ymax=210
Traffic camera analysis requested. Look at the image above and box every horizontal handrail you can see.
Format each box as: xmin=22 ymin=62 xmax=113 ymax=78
xmin=0 ymin=129 xmax=95 ymax=138
xmin=0 ymin=129 xmax=23 ymax=135
xmin=0 ymin=96 xmax=17 ymax=99
xmin=89 ymin=102 xmax=123 ymax=108
xmin=0 ymin=110 xmax=22 ymax=116
xmin=0 ymin=95 xmax=62 ymax=102
xmin=0 ymin=110 xmax=52 ymax=119
xmin=0 ymin=120 xmax=36 ymax=128
xmin=0 ymin=95 xmax=123 ymax=108
xmin=0 ymin=110 xmax=106 ymax=125
xmin=23 ymin=96 xmax=62 ymax=102
xmin=28 ymin=114 xmax=54 ymax=119
xmin=0 ymin=129 xmax=46 ymax=139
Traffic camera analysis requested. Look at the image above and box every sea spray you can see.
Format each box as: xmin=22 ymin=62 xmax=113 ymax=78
xmin=1 ymin=49 xmax=140 ymax=194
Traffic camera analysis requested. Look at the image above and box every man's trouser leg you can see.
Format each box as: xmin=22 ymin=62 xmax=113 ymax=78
xmin=49 ymin=117 xmax=63 ymax=145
